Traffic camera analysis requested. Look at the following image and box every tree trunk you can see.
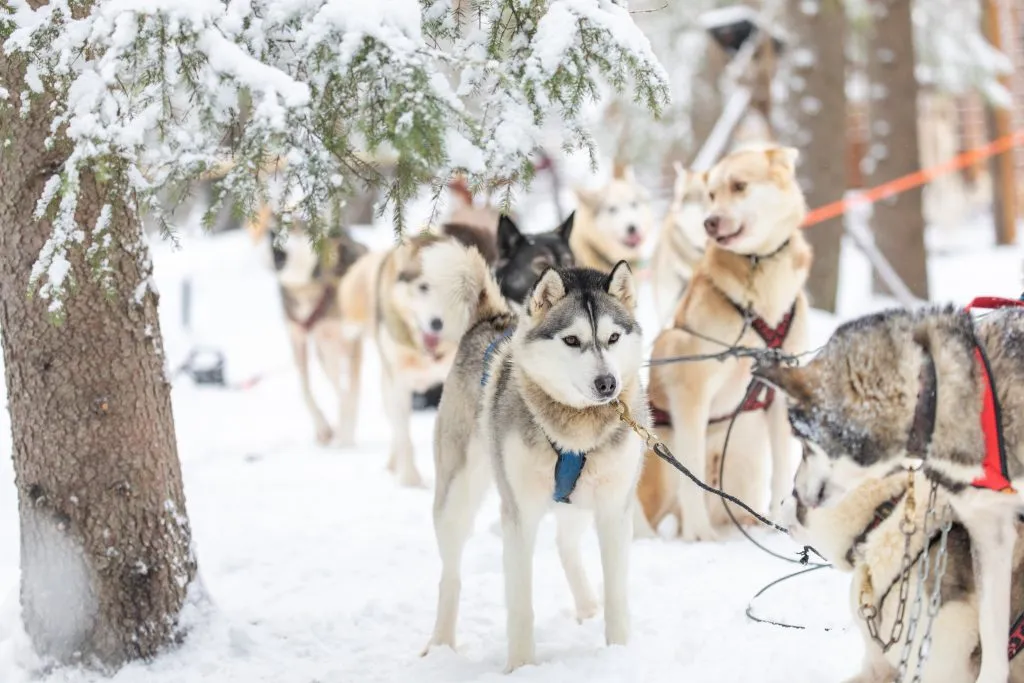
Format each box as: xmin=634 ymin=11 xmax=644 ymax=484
xmin=775 ymin=0 xmax=847 ymax=312
xmin=0 ymin=56 xmax=196 ymax=668
xmin=864 ymin=0 xmax=930 ymax=299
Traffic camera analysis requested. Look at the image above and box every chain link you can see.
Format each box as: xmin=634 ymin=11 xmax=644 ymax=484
xmin=909 ymin=497 xmax=953 ymax=683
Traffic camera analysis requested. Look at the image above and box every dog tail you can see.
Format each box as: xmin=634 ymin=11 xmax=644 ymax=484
xmin=419 ymin=240 xmax=509 ymax=344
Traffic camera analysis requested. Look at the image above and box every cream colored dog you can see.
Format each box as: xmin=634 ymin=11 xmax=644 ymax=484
xmin=570 ymin=165 xmax=654 ymax=272
xmin=640 ymin=146 xmax=812 ymax=541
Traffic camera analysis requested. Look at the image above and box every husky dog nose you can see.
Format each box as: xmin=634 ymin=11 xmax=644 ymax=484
xmin=703 ymin=215 xmax=720 ymax=235
xmin=626 ymin=224 xmax=638 ymax=236
xmin=430 ymin=318 xmax=444 ymax=332
xmin=593 ymin=374 xmax=617 ymax=398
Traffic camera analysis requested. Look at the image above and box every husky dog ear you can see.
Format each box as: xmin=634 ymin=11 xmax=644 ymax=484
xmin=497 ymin=215 xmax=523 ymax=256
xmin=528 ymin=267 xmax=566 ymax=317
xmin=557 ymin=211 xmax=575 ymax=243
xmin=606 ymin=261 xmax=636 ymax=311
xmin=766 ymin=146 xmax=800 ymax=175
xmin=754 ymin=363 xmax=816 ymax=405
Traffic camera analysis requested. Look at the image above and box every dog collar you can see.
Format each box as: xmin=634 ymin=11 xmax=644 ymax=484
xmin=549 ymin=440 xmax=587 ymax=504
xmin=844 ymin=492 xmax=906 ymax=565
xmin=747 ymin=238 xmax=791 ymax=268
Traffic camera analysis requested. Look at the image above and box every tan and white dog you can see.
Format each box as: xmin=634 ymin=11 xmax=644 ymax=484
xmin=651 ymin=162 xmax=710 ymax=327
xmin=570 ymin=165 xmax=654 ymax=272
xmin=639 ymin=146 xmax=812 ymax=541
xmin=339 ymin=233 xmax=462 ymax=488
xmin=268 ymin=225 xmax=368 ymax=445
xmin=786 ymin=471 xmax=1024 ymax=683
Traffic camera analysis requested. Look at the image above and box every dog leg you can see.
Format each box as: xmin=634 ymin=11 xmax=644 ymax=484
xmin=631 ymin=494 xmax=657 ymax=539
xmin=672 ymin=392 xmax=718 ymax=542
xmin=289 ymin=324 xmax=331 ymax=444
xmin=555 ymin=507 xmax=598 ymax=622
xmin=954 ymin=499 xmax=1014 ymax=683
xmin=382 ymin=370 xmax=423 ymax=488
xmin=424 ymin=452 xmax=491 ymax=654
xmin=336 ymin=338 xmax=362 ymax=446
xmin=595 ymin=493 xmax=632 ymax=647
xmin=502 ymin=499 xmax=543 ymax=672
xmin=766 ymin=399 xmax=796 ymax=521
xmin=313 ymin=329 xmax=355 ymax=448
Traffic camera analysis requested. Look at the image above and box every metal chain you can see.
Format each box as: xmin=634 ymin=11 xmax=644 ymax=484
xmin=909 ymin=498 xmax=954 ymax=683
xmin=859 ymin=468 xmax=918 ymax=652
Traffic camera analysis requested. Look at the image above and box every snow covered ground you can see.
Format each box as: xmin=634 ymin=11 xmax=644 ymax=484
xmin=0 ymin=212 xmax=1021 ymax=683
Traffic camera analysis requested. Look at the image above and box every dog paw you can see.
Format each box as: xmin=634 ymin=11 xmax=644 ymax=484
xmin=605 ymin=622 xmax=630 ymax=647
xmin=680 ymin=523 xmax=719 ymax=543
xmin=575 ymin=599 xmax=600 ymax=623
xmin=504 ymin=654 xmax=535 ymax=673
xmin=420 ymin=638 xmax=455 ymax=657
xmin=315 ymin=425 xmax=333 ymax=445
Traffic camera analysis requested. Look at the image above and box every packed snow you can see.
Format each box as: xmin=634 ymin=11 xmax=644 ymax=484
xmin=0 ymin=191 xmax=1021 ymax=682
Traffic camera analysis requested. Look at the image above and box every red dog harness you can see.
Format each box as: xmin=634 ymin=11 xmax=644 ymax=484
xmin=965 ymin=296 xmax=1024 ymax=494
xmin=650 ymin=302 xmax=796 ymax=427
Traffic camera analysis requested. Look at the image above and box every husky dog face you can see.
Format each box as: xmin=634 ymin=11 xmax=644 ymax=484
xmin=495 ymin=214 xmax=575 ymax=304
xmin=755 ymin=310 xmax=930 ymax=510
xmin=517 ymin=262 xmax=641 ymax=408
xmin=270 ymin=225 xmax=367 ymax=287
xmin=390 ymin=239 xmax=458 ymax=356
xmin=702 ymin=146 xmax=807 ymax=256
xmin=576 ymin=167 xmax=653 ymax=252
xmin=669 ymin=162 xmax=710 ymax=250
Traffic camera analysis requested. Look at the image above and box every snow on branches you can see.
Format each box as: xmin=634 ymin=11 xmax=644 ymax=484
xmin=0 ymin=0 xmax=669 ymax=309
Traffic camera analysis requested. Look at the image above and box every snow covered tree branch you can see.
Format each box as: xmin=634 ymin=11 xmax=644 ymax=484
xmin=0 ymin=0 xmax=669 ymax=309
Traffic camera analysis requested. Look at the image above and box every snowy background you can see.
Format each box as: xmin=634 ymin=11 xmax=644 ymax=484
xmin=0 ymin=182 xmax=1021 ymax=682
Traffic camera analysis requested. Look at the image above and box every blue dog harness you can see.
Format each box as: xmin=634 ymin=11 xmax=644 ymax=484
xmin=480 ymin=328 xmax=587 ymax=504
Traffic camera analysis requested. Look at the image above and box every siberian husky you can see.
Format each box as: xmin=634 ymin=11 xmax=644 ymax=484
xmin=758 ymin=303 xmax=1024 ymax=683
xmin=640 ymin=146 xmax=812 ymax=541
xmin=571 ymin=165 xmax=654 ymax=272
xmin=338 ymin=233 xmax=460 ymax=488
xmin=268 ymin=224 xmax=367 ymax=445
xmin=785 ymin=470 xmax=1024 ymax=683
xmin=495 ymin=213 xmax=576 ymax=305
xmin=420 ymin=241 xmax=648 ymax=671
xmin=650 ymin=163 xmax=709 ymax=326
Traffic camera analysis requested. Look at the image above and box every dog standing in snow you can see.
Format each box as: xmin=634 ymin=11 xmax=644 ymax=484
xmin=420 ymin=240 xmax=647 ymax=671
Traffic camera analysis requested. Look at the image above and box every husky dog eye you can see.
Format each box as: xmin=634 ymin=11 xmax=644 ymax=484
xmin=563 ymin=335 xmax=581 ymax=348
xmin=418 ymin=282 xmax=430 ymax=293
xmin=608 ymin=332 xmax=620 ymax=344
xmin=731 ymin=180 xmax=746 ymax=193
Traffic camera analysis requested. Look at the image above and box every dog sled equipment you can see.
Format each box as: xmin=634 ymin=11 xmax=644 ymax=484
xmin=649 ymin=301 xmax=796 ymax=427
xmin=480 ymin=327 xmax=587 ymax=504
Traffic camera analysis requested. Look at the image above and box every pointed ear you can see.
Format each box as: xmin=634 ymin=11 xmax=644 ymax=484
xmin=497 ymin=215 xmax=522 ymax=256
xmin=766 ymin=146 xmax=799 ymax=175
xmin=605 ymin=261 xmax=636 ymax=311
xmin=528 ymin=267 xmax=566 ymax=317
xmin=557 ymin=211 xmax=575 ymax=243
xmin=574 ymin=187 xmax=601 ymax=211
xmin=612 ymin=163 xmax=635 ymax=183
xmin=753 ymin=363 xmax=816 ymax=405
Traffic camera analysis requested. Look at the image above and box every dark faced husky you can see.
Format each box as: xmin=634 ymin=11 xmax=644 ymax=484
xmin=418 ymin=241 xmax=648 ymax=671
xmin=758 ymin=305 xmax=1024 ymax=683
xmin=495 ymin=213 xmax=576 ymax=305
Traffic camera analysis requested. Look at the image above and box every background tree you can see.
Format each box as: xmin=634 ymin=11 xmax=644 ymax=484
xmin=774 ymin=0 xmax=847 ymax=312
xmin=0 ymin=0 xmax=668 ymax=671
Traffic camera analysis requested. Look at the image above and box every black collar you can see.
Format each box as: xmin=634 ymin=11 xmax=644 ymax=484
xmin=747 ymin=238 xmax=790 ymax=268
xmin=906 ymin=348 xmax=938 ymax=463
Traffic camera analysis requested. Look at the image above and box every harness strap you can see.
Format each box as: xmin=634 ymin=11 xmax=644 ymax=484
xmin=285 ymin=286 xmax=334 ymax=331
xmin=480 ymin=329 xmax=514 ymax=387
xmin=964 ymin=297 xmax=1024 ymax=493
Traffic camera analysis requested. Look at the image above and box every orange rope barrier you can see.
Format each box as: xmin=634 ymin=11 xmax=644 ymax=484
xmin=803 ymin=129 xmax=1024 ymax=228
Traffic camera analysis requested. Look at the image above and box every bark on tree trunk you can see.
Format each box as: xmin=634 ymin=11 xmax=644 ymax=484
xmin=864 ymin=0 xmax=930 ymax=299
xmin=0 ymin=56 xmax=196 ymax=669
xmin=775 ymin=0 xmax=847 ymax=312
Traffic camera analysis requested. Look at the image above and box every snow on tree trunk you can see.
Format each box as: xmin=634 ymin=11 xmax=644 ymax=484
xmin=863 ymin=0 xmax=930 ymax=300
xmin=774 ymin=0 xmax=846 ymax=312
xmin=0 ymin=56 xmax=195 ymax=669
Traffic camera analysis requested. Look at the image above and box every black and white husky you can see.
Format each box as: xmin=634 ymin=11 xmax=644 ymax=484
xmin=418 ymin=240 xmax=648 ymax=671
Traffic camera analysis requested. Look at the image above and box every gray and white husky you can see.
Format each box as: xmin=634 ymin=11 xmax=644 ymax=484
xmin=418 ymin=240 xmax=649 ymax=672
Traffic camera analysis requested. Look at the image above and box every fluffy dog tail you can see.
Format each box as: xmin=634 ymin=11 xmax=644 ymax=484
xmin=419 ymin=240 xmax=509 ymax=344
